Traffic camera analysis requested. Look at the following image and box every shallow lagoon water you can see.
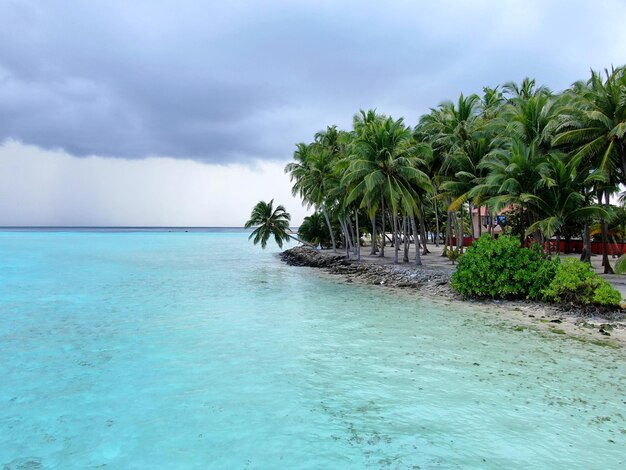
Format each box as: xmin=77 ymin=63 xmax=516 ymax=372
xmin=0 ymin=230 xmax=624 ymax=469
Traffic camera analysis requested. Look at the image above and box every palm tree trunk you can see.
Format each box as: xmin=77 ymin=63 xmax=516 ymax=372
xmin=456 ymin=205 xmax=465 ymax=253
xmin=519 ymin=203 xmax=525 ymax=245
xmin=419 ymin=212 xmax=429 ymax=255
xmin=288 ymin=234 xmax=317 ymax=248
xmin=339 ymin=219 xmax=347 ymax=251
xmin=379 ymin=198 xmax=386 ymax=258
xmin=411 ymin=216 xmax=422 ymax=266
xmin=393 ymin=213 xmax=400 ymax=264
xmin=338 ymin=218 xmax=350 ymax=259
xmin=370 ymin=212 xmax=377 ymax=255
xmin=345 ymin=223 xmax=351 ymax=258
xmin=347 ymin=214 xmax=356 ymax=255
xmin=448 ymin=197 xmax=455 ymax=252
xmin=449 ymin=212 xmax=455 ymax=252
xmin=477 ymin=205 xmax=482 ymax=237
xmin=457 ymin=212 xmax=463 ymax=252
xmin=443 ymin=208 xmax=451 ymax=256
xmin=403 ymin=216 xmax=410 ymax=263
xmin=344 ymin=217 xmax=353 ymax=251
xmin=601 ymin=192 xmax=614 ymax=274
xmin=468 ymin=201 xmax=475 ymax=239
xmin=355 ymin=210 xmax=361 ymax=261
xmin=322 ymin=206 xmax=336 ymax=253
xmin=581 ymin=218 xmax=591 ymax=263
xmin=433 ymin=187 xmax=440 ymax=247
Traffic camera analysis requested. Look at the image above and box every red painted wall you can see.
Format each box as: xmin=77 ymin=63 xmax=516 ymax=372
xmin=452 ymin=237 xmax=626 ymax=255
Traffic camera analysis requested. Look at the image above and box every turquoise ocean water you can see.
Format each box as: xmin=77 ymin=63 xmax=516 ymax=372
xmin=0 ymin=229 xmax=624 ymax=469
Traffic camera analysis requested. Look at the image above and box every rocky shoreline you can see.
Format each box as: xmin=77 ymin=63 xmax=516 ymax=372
xmin=280 ymin=246 xmax=626 ymax=345
xmin=280 ymin=246 xmax=453 ymax=295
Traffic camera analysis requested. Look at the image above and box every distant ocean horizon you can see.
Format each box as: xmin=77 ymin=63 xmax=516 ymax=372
xmin=0 ymin=226 xmax=299 ymax=232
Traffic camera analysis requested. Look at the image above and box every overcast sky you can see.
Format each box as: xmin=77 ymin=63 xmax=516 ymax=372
xmin=1 ymin=0 xmax=626 ymax=226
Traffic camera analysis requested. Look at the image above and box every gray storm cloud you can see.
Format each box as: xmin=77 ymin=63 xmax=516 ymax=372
xmin=1 ymin=0 xmax=626 ymax=163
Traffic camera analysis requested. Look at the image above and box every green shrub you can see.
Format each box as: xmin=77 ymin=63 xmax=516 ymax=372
xmin=528 ymin=256 xmax=560 ymax=300
xmin=542 ymin=258 xmax=622 ymax=307
xmin=451 ymin=235 xmax=554 ymax=299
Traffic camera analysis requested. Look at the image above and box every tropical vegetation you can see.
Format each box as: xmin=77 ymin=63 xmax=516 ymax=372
xmin=280 ymin=65 xmax=626 ymax=275
xmin=451 ymin=235 xmax=620 ymax=307
xmin=245 ymin=65 xmax=626 ymax=308
xmin=244 ymin=200 xmax=312 ymax=249
xmin=543 ymin=258 xmax=621 ymax=307
xmin=451 ymin=235 xmax=558 ymax=300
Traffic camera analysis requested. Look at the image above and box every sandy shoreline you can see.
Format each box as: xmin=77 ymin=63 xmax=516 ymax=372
xmin=281 ymin=246 xmax=626 ymax=349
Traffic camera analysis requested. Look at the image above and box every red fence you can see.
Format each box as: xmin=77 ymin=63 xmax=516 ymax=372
xmin=555 ymin=240 xmax=625 ymax=255
xmin=450 ymin=237 xmax=626 ymax=255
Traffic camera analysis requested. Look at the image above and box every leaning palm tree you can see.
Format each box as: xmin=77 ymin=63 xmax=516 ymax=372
xmin=245 ymin=200 xmax=312 ymax=249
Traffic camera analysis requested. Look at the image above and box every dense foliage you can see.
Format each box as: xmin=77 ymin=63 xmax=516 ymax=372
xmin=543 ymin=258 xmax=622 ymax=307
xmin=247 ymin=64 xmax=626 ymax=308
xmin=451 ymin=235 xmax=556 ymax=299
xmin=297 ymin=212 xmax=336 ymax=248
xmin=244 ymin=199 xmax=292 ymax=249
xmin=281 ymin=64 xmax=626 ymax=274
xmin=452 ymin=236 xmax=621 ymax=307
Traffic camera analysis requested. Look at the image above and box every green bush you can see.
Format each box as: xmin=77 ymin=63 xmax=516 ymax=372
xmin=542 ymin=258 xmax=622 ymax=307
xmin=528 ymin=256 xmax=560 ymax=300
xmin=451 ymin=235 xmax=555 ymax=299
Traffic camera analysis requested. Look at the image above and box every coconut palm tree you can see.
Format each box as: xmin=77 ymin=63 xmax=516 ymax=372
xmin=344 ymin=115 xmax=432 ymax=263
xmin=503 ymin=77 xmax=551 ymax=101
xmin=473 ymin=138 xmax=551 ymax=241
xmin=554 ymin=66 xmax=626 ymax=271
xmin=245 ymin=200 xmax=311 ymax=249
xmin=502 ymin=91 xmax=561 ymax=152
xmin=439 ymin=133 xmax=492 ymax=237
xmin=525 ymin=153 xmax=608 ymax=252
xmin=554 ymin=66 xmax=626 ymax=177
xmin=285 ymin=141 xmax=339 ymax=252
xmin=419 ymin=94 xmax=481 ymax=251
xmin=298 ymin=212 xmax=333 ymax=248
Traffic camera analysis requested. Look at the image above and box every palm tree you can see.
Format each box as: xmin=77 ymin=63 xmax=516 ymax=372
xmin=245 ymin=200 xmax=312 ymax=249
xmin=554 ymin=66 xmax=626 ymax=177
xmin=525 ymin=153 xmax=608 ymax=252
xmin=298 ymin=212 xmax=332 ymax=248
xmin=502 ymin=91 xmax=561 ymax=152
xmin=419 ymin=94 xmax=481 ymax=251
xmin=473 ymin=138 xmax=551 ymax=242
xmin=285 ymin=140 xmax=339 ymax=252
xmin=554 ymin=66 xmax=626 ymax=271
xmin=502 ymin=77 xmax=551 ymax=101
xmin=344 ymin=115 xmax=431 ymax=263
xmin=439 ymin=133 xmax=492 ymax=238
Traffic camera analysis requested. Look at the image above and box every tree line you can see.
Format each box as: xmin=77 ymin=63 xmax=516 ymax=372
xmin=281 ymin=65 xmax=626 ymax=272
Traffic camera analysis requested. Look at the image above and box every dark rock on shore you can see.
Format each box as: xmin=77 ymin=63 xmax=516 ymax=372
xmin=280 ymin=246 xmax=453 ymax=295
xmin=280 ymin=246 xmax=349 ymax=268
